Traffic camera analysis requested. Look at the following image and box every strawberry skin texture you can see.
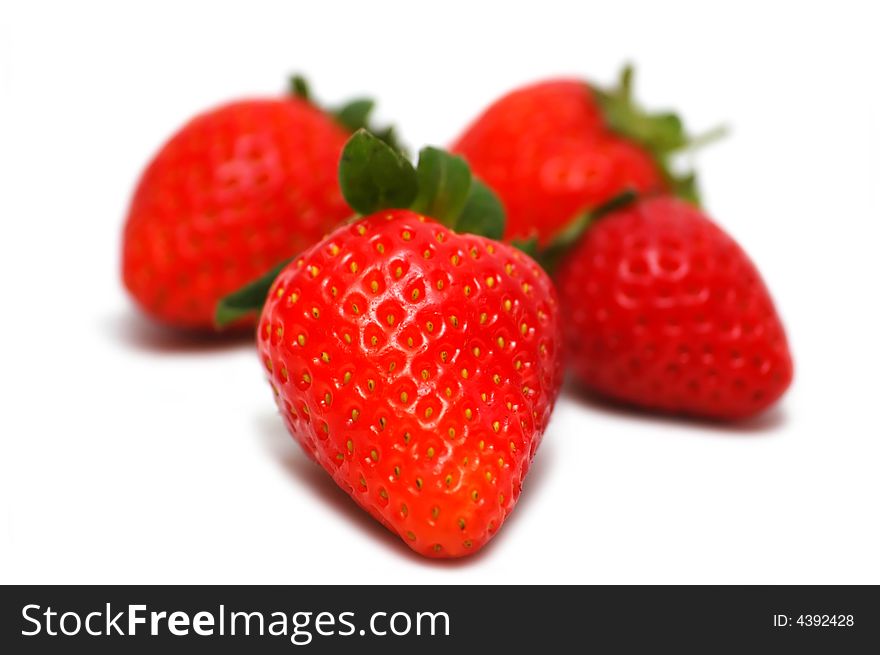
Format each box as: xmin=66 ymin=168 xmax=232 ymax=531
xmin=555 ymin=197 xmax=793 ymax=420
xmin=452 ymin=80 xmax=664 ymax=244
xmin=258 ymin=210 xmax=563 ymax=557
xmin=122 ymin=98 xmax=351 ymax=329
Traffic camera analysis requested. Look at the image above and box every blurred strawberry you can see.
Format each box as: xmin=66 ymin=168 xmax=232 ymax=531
xmin=555 ymin=196 xmax=793 ymax=420
xmin=122 ymin=76 xmax=400 ymax=330
xmin=452 ymin=66 xmax=719 ymax=245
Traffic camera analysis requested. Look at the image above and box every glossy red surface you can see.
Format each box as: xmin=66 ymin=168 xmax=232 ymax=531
xmin=259 ymin=210 xmax=563 ymax=557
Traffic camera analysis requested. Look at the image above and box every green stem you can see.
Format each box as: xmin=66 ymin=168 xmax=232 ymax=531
xmin=289 ymin=75 xmax=311 ymax=101
xmin=684 ymin=124 xmax=730 ymax=151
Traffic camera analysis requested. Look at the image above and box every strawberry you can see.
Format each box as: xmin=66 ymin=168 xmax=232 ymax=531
xmin=452 ymin=66 xmax=716 ymax=245
xmin=219 ymin=131 xmax=563 ymax=557
xmin=122 ymin=77 xmax=399 ymax=330
xmin=554 ymin=196 xmax=793 ymax=420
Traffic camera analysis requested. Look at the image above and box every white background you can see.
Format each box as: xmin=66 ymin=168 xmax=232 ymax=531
xmin=1 ymin=0 xmax=878 ymax=584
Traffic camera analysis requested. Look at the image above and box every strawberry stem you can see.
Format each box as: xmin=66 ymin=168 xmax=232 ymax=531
xmin=593 ymin=64 xmax=725 ymax=207
xmin=289 ymin=75 xmax=310 ymax=101
xmin=288 ymin=74 xmax=405 ymax=153
xmin=683 ymin=124 xmax=729 ymax=151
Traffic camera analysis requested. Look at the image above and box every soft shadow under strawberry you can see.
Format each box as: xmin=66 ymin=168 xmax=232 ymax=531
xmin=255 ymin=410 xmax=558 ymax=567
xmin=105 ymin=312 xmax=254 ymax=355
xmin=565 ymin=378 xmax=788 ymax=436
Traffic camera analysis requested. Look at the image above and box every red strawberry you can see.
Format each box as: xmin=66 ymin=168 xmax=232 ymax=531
xmin=452 ymin=67 xmax=713 ymax=245
xmin=554 ymin=196 xmax=793 ymax=420
xmin=122 ymin=77 xmax=398 ymax=330
xmin=221 ymin=132 xmax=563 ymax=557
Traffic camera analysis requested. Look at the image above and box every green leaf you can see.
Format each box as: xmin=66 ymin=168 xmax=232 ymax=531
xmin=290 ymin=75 xmax=310 ymax=101
xmin=288 ymin=76 xmax=406 ymax=154
xmin=215 ymin=258 xmax=292 ymax=328
xmin=338 ymin=133 xmax=504 ymax=240
xmin=373 ymin=126 xmax=406 ymax=156
xmin=510 ymin=236 xmax=539 ymax=259
xmin=333 ymin=98 xmax=375 ymax=132
xmin=525 ymin=190 xmax=639 ymax=275
xmin=593 ymin=64 xmax=726 ymax=205
xmin=670 ymin=171 xmax=702 ymax=206
xmin=410 ymin=147 xmax=472 ymax=226
xmin=683 ymin=124 xmax=730 ymax=151
xmin=595 ymin=86 xmax=688 ymax=155
xmin=339 ymin=129 xmax=418 ymax=215
xmin=455 ymin=179 xmax=505 ymax=240
xmin=546 ymin=188 xmax=637 ymax=255
xmin=335 ymin=108 xmax=407 ymax=156
xmin=589 ymin=188 xmax=639 ymax=222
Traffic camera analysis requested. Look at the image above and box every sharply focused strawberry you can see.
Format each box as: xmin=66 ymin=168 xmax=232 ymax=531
xmin=122 ymin=77 xmax=400 ymax=330
xmin=554 ymin=196 xmax=792 ymax=420
xmin=219 ymin=131 xmax=563 ymax=557
xmin=452 ymin=66 xmax=716 ymax=245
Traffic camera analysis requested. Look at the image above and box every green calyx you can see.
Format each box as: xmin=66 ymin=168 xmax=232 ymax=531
xmin=513 ymin=189 xmax=639 ymax=276
xmin=215 ymin=258 xmax=291 ymax=329
xmin=215 ymin=130 xmax=506 ymax=328
xmin=215 ymin=84 xmax=410 ymax=329
xmin=593 ymin=65 xmax=726 ymax=206
xmin=339 ymin=129 xmax=505 ymax=239
xmin=289 ymin=75 xmax=404 ymax=154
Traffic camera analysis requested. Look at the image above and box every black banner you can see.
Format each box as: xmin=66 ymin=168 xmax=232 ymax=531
xmin=1 ymin=585 xmax=877 ymax=652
